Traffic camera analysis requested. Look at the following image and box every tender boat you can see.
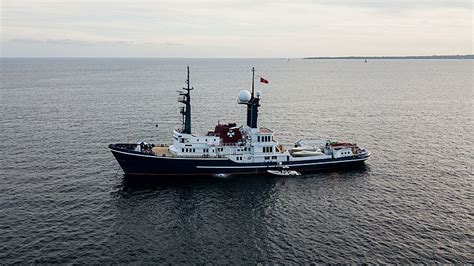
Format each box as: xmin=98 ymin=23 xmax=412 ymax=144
xmin=267 ymin=169 xmax=301 ymax=176
xmin=109 ymin=67 xmax=371 ymax=176
xmin=267 ymin=164 xmax=301 ymax=176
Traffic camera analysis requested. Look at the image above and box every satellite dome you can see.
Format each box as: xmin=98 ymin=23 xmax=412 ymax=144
xmin=239 ymin=90 xmax=251 ymax=103
xmin=256 ymin=90 xmax=262 ymax=98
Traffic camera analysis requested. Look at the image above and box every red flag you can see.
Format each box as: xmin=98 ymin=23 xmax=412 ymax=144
xmin=260 ymin=77 xmax=269 ymax=84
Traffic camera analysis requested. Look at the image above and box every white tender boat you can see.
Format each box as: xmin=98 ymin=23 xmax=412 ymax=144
xmin=267 ymin=164 xmax=301 ymax=176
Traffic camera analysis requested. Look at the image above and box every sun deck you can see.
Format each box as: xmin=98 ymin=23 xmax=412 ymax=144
xmin=152 ymin=146 xmax=172 ymax=156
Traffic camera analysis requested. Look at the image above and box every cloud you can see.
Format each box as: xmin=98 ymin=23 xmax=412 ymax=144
xmin=8 ymin=38 xmax=182 ymax=47
xmin=1 ymin=0 xmax=472 ymax=57
xmin=161 ymin=42 xmax=182 ymax=46
xmin=315 ymin=0 xmax=472 ymax=10
xmin=10 ymin=38 xmax=90 ymax=45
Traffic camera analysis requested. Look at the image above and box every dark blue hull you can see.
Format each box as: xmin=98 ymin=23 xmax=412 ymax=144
xmin=109 ymin=144 xmax=371 ymax=176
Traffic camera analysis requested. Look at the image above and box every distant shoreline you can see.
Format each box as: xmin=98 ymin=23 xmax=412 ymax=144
xmin=304 ymin=55 xmax=474 ymax=60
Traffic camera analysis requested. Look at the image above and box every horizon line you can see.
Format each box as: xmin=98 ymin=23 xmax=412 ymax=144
xmin=1 ymin=54 xmax=473 ymax=59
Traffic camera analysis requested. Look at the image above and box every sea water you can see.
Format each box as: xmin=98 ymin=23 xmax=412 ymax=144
xmin=0 ymin=58 xmax=472 ymax=263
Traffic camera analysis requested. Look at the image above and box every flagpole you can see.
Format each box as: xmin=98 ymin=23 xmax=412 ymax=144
xmin=251 ymin=67 xmax=255 ymax=97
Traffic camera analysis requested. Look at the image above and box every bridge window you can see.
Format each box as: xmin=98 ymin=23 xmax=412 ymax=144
xmin=264 ymin=156 xmax=270 ymax=160
xmin=263 ymin=146 xmax=273 ymax=153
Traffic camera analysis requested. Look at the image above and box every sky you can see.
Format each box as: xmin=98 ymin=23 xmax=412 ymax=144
xmin=1 ymin=0 xmax=472 ymax=57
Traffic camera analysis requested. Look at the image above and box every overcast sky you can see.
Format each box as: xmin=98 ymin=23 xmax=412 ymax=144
xmin=1 ymin=0 xmax=472 ymax=57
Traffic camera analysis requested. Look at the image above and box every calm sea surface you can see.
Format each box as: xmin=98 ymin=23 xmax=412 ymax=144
xmin=0 ymin=58 xmax=472 ymax=263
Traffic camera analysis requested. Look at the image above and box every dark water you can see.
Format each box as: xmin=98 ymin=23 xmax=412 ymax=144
xmin=1 ymin=58 xmax=472 ymax=263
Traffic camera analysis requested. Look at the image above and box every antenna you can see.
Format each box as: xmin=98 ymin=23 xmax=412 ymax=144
xmin=251 ymin=67 xmax=255 ymax=97
xmin=187 ymin=66 xmax=190 ymax=90
xmin=185 ymin=66 xmax=194 ymax=91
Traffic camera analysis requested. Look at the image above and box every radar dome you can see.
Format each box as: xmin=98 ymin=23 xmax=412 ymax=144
xmin=256 ymin=90 xmax=262 ymax=98
xmin=239 ymin=90 xmax=251 ymax=103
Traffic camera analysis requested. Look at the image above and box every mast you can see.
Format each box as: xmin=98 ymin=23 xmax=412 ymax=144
xmin=246 ymin=67 xmax=260 ymax=128
xmin=178 ymin=66 xmax=193 ymax=134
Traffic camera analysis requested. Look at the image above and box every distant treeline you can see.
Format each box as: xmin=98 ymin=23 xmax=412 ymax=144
xmin=304 ymin=55 xmax=474 ymax=60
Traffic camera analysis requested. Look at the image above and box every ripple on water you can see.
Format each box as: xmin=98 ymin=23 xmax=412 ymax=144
xmin=0 ymin=58 xmax=472 ymax=263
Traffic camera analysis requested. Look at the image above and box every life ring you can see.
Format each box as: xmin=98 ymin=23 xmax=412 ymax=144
xmin=247 ymin=156 xmax=251 ymax=160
